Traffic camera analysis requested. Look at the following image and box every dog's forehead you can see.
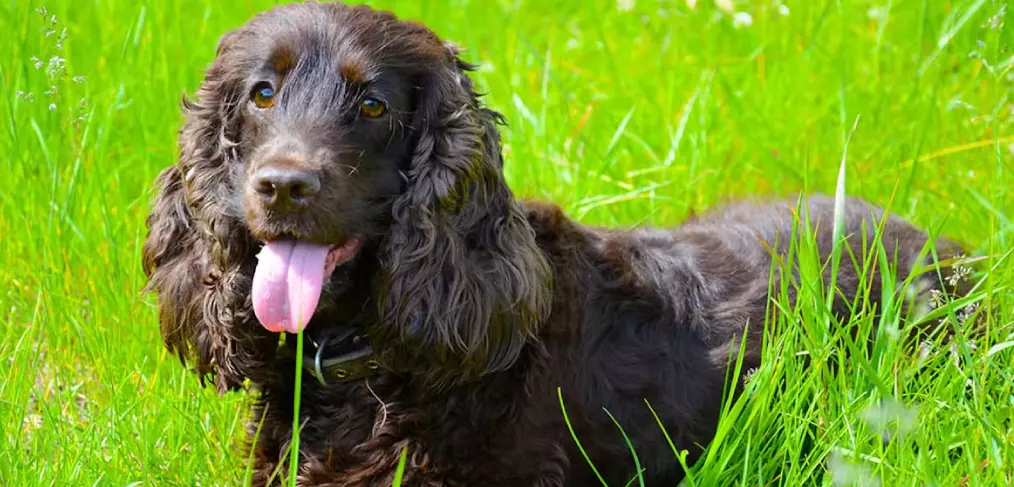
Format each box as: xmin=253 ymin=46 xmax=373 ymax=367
xmin=238 ymin=2 xmax=445 ymax=81
xmin=261 ymin=36 xmax=376 ymax=85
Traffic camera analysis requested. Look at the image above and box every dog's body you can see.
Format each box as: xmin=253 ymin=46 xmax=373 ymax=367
xmin=142 ymin=2 xmax=974 ymax=486
xmin=243 ymin=195 xmax=966 ymax=486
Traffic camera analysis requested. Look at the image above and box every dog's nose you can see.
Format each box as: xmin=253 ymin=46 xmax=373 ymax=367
xmin=253 ymin=166 xmax=320 ymax=209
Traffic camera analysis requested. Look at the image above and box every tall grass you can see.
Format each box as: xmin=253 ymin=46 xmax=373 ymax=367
xmin=1 ymin=0 xmax=1011 ymax=485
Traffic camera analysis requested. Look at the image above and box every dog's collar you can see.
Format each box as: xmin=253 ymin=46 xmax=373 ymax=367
xmin=303 ymin=328 xmax=383 ymax=385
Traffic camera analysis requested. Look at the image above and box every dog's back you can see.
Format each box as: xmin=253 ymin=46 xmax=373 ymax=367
xmin=548 ymin=193 xmax=979 ymax=486
xmin=680 ymin=193 xmax=974 ymax=322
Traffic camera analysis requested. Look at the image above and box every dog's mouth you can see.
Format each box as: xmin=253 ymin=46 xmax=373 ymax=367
xmin=250 ymin=237 xmax=363 ymax=334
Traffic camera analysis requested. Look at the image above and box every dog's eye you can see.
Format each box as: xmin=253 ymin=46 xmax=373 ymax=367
xmin=252 ymin=82 xmax=276 ymax=109
xmin=359 ymin=97 xmax=386 ymax=118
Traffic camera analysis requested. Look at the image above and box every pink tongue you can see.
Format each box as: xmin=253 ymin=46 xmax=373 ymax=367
xmin=251 ymin=240 xmax=330 ymax=334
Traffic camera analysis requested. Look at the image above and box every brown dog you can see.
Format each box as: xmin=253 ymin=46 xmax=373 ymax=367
xmin=142 ymin=2 xmax=977 ymax=485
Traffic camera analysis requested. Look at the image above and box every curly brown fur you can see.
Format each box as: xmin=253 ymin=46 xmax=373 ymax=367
xmin=142 ymin=2 xmax=981 ymax=486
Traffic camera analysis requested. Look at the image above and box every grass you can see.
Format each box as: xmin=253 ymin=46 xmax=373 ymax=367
xmin=1 ymin=0 xmax=1012 ymax=484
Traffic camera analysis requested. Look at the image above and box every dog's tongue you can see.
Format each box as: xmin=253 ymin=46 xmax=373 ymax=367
xmin=251 ymin=240 xmax=330 ymax=334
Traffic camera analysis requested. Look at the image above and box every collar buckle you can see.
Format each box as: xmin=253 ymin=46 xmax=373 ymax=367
xmin=306 ymin=329 xmax=382 ymax=386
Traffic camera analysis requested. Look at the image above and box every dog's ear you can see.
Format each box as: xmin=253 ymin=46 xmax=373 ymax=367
xmin=142 ymin=30 xmax=274 ymax=393
xmin=376 ymin=43 xmax=553 ymax=384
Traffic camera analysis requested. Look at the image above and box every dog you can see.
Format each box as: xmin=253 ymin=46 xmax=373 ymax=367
xmin=141 ymin=2 xmax=977 ymax=485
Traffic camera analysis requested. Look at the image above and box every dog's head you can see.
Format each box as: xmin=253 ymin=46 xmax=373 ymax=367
xmin=142 ymin=2 xmax=552 ymax=390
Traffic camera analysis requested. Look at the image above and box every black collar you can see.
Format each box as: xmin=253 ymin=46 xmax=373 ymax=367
xmin=303 ymin=328 xmax=383 ymax=385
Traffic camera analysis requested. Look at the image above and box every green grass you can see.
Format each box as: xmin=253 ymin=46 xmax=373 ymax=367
xmin=2 ymin=0 xmax=1012 ymax=485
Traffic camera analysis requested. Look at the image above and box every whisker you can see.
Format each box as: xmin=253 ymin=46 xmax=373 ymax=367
xmin=339 ymin=163 xmax=360 ymax=176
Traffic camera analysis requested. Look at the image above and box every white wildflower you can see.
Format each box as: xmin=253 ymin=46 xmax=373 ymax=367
xmin=957 ymin=302 xmax=979 ymax=325
xmin=46 ymin=56 xmax=66 ymax=79
xmin=714 ymin=0 xmax=735 ymax=13
xmin=828 ymin=451 xmax=881 ymax=487
xmin=985 ymin=5 xmax=1006 ymax=30
xmin=946 ymin=264 xmax=971 ymax=288
xmin=860 ymin=398 xmax=918 ymax=442
xmin=928 ymin=289 xmax=945 ymax=309
xmin=867 ymin=6 xmax=888 ymax=22
xmin=742 ymin=367 xmax=758 ymax=386
xmin=732 ymin=11 xmax=753 ymax=28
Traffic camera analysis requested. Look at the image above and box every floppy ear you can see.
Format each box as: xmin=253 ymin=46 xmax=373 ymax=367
xmin=142 ymin=31 xmax=274 ymax=392
xmin=376 ymin=44 xmax=553 ymax=384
